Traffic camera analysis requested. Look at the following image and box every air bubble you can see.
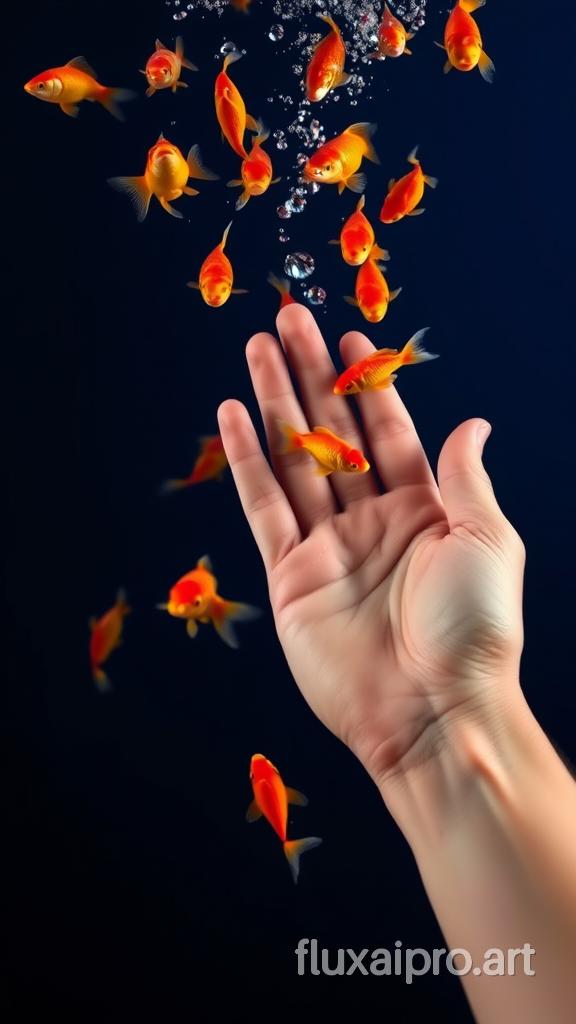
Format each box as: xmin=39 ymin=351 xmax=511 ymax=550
xmin=306 ymin=286 xmax=326 ymax=305
xmin=269 ymin=24 xmax=284 ymax=41
xmin=284 ymin=252 xmax=315 ymax=280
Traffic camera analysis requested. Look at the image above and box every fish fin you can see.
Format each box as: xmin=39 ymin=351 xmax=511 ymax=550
xmin=145 ymin=85 xmax=156 ymax=98
xmin=478 ymin=50 xmax=495 ymax=84
xmin=346 ymin=172 xmax=367 ymax=194
xmin=187 ymin=143 xmax=219 ymax=180
xmin=211 ymin=599 xmax=261 ymax=650
xmin=220 ymin=220 xmax=233 ymax=249
xmin=404 ymin=47 xmax=413 ymax=56
xmin=227 ymin=179 xmax=243 ymax=187
xmin=459 ymin=0 xmax=486 ymax=11
xmin=312 ymin=426 xmax=343 ymax=441
xmin=315 ymin=465 xmax=333 ymax=477
xmin=176 ymin=37 xmax=198 ymax=71
xmin=347 ymin=121 xmax=380 ymax=164
xmin=115 ymin=588 xmax=130 ymax=613
xmin=235 ymin=191 xmax=251 ymax=211
xmin=401 ymin=327 xmax=439 ymax=364
xmin=278 ymin=421 xmax=302 ymax=454
xmin=374 ymin=374 xmax=397 ymax=389
xmin=334 ymin=71 xmax=352 ymax=88
xmin=98 ymin=87 xmax=136 ymax=121
xmin=174 ymin=81 xmax=189 ymax=90
xmin=246 ymin=799 xmax=262 ymax=823
xmin=271 ymin=176 xmax=282 ymax=185
xmin=356 ymin=194 xmax=366 ymax=211
xmin=407 ymin=145 xmax=420 ymax=165
xmin=67 ymin=55 xmax=97 ymax=78
xmin=268 ymin=272 xmax=292 ymax=296
xmin=197 ymin=554 xmax=214 ymax=573
xmin=434 ymin=41 xmax=447 ymax=50
xmin=60 ymin=102 xmax=79 ymax=117
xmin=344 ymin=295 xmax=359 ymax=307
xmin=328 ymin=239 xmax=341 ymax=245
xmin=107 ymin=175 xmax=151 ymax=223
xmin=245 ymin=113 xmax=260 ymax=133
xmin=187 ymin=281 xmax=200 ymax=290
xmin=155 ymin=38 xmax=167 ymax=50
xmin=285 ymin=787 xmax=309 ymax=807
xmin=388 ymin=178 xmax=396 ymax=190
xmin=181 ymin=56 xmax=198 ymax=71
xmin=182 ymin=185 xmax=200 ymax=196
xmin=369 ymin=244 xmax=390 ymax=261
xmin=186 ymin=619 xmax=199 ymax=639
xmin=93 ymin=667 xmax=112 ymax=692
xmin=407 ymin=207 xmax=425 ymax=216
xmin=223 ymin=51 xmax=243 ymax=72
xmin=160 ymin=196 xmax=183 ymax=219
xmin=424 ymin=174 xmax=438 ymax=189
xmin=406 ymin=32 xmax=415 ymax=41
xmin=231 ymin=288 xmax=249 ymax=294
xmin=337 ymin=181 xmax=346 ymax=195
xmin=159 ymin=478 xmax=190 ymax=495
xmin=443 ymin=59 xmax=453 ymax=74
xmin=283 ymin=837 xmax=322 ymax=885
xmin=389 ymin=287 xmax=402 ymax=301
xmin=317 ymin=13 xmax=340 ymax=33
xmin=365 ymin=347 xmax=398 ymax=360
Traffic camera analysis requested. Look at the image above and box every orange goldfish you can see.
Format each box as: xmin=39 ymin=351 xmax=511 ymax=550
xmin=159 ymin=555 xmax=260 ymax=648
xmin=89 ymin=589 xmax=131 ymax=692
xmin=303 ymin=121 xmax=379 ymax=195
xmin=437 ymin=0 xmax=494 ymax=82
xmin=268 ymin=272 xmax=296 ymax=310
xmin=334 ymin=328 xmax=438 ymax=394
xmin=280 ymin=422 xmax=370 ymax=477
xmin=344 ymin=258 xmax=401 ymax=324
xmin=187 ymin=221 xmax=247 ymax=307
xmin=306 ymin=14 xmax=351 ymax=102
xmin=141 ymin=36 xmax=197 ymax=97
xmin=227 ymin=124 xmax=281 ymax=210
xmin=247 ymin=754 xmax=322 ymax=884
xmin=160 ymin=436 xmax=228 ymax=495
xmin=370 ymin=4 xmax=414 ymax=60
xmin=379 ymin=146 xmax=437 ymax=223
xmin=230 ymin=0 xmax=252 ymax=11
xmin=108 ymin=134 xmax=218 ymax=221
xmin=24 ymin=56 xmax=135 ymax=120
xmin=329 ymin=194 xmax=389 ymax=266
xmin=215 ymin=51 xmax=259 ymax=160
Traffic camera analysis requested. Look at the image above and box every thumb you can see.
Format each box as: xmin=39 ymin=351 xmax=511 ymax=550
xmin=438 ymin=419 xmax=504 ymax=536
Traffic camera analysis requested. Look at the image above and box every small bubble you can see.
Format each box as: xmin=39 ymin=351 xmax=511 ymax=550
xmin=306 ymin=285 xmax=326 ymax=306
xmin=220 ymin=41 xmax=237 ymax=56
xmin=173 ymin=9 xmax=187 ymax=18
xmin=277 ymin=205 xmax=292 ymax=219
xmin=284 ymin=252 xmax=315 ymax=280
xmin=268 ymin=24 xmax=284 ymax=42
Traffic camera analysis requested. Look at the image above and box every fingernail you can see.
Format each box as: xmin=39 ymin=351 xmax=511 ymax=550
xmin=476 ymin=421 xmax=492 ymax=451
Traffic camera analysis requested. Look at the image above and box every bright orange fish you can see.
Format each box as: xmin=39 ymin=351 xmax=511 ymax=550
xmin=89 ymin=589 xmax=131 ymax=692
xmin=215 ymin=51 xmax=259 ymax=160
xmin=379 ymin=146 xmax=438 ymax=223
xmin=187 ymin=221 xmax=247 ymax=308
xmin=108 ymin=134 xmax=218 ymax=221
xmin=141 ymin=36 xmax=197 ymax=97
xmin=280 ymin=422 xmax=370 ymax=476
xmin=227 ymin=124 xmax=281 ymax=210
xmin=230 ymin=0 xmax=252 ymax=11
xmin=306 ymin=14 xmax=351 ymax=102
xmin=303 ymin=121 xmax=379 ymax=195
xmin=334 ymin=328 xmax=438 ymax=394
xmin=268 ymin=272 xmax=296 ymax=310
xmin=344 ymin=258 xmax=401 ymax=324
xmin=160 ymin=436 xmax=228 ymax=495
xmin=329 ymin=194 xmax=389 ymax=266
xmin=24 ymin=56 xmax=134 ymax=119
xmin=370 ymin=4 xmax=414 ymax=59
xmin=247 ymin=754 xmax=322 ymax=884
xmin=437 ymin=0 xmax=494 ymax=82
xmin=159 ymin=555 xmax=260 ymax=648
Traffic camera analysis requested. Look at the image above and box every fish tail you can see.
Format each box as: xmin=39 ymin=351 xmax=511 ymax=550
xmin=318 ymin=13 xmax=339 ymax=33
xmin=220 ymin=220 xmax=233 ymax=250
xmin=459 ymin=0 xmax=486 ymax=12
xmin=407 ymin=145 xmax=420 ymax=166
xmin=210 ymin=596 xmax=261 ymax=649
xmin=115 ymin=588 xmax=131 ymax=614
xmin=187 ymin=144 xmax=219 ymax=181
xmin=98 ymin=86 xmax=136 ymax=121
xmin=107 ymin=175 xmax=151 ymax=223
xmin=267 ymin=272 xmax=294 ymax=307
xmin=223 ymin=50 xmax=243 ymax=72
xmin=402 ymin=328 xmax=439 ymax=365
xmin=159 ymin=478 xmax=191 ymax=496
xmin=347 ymin=122 xmax=380 ymax=164
xmin=93 ymin=666 xmax=112 ymax=693
xmin=278 ymin=420 xmax=303 ymax=454
xmin=356 ymin=194 xmax=366 ymax=212
xmin=283 ymin=837 xmax=323 ymax=885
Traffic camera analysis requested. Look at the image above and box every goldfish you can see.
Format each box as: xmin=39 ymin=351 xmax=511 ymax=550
xmin=247 ymin=754 xmax=322 ymax=884
xmin=187 ymin=221 xmax=247 ymax=307
xmin=344 ymin=258 xmax=401 ymax=324
xmin=23 ymin=56 xmax=135 ymax=120
xmin=230 ymin=0 xmax=252 ymax=11
xmin=215 ymin=51 xmax=259 ymax=160
xmin=108 ymin=133 xmax=218 ymax=221
xmin=437 ymin=0 xmax=494 ymax=82
xmin=89 ymin=589 xmax=131 ymax=692
xmin=160 ymin=436 xmax=228 ymax=495
xmin=159 ymin=555 xmax=260 ymax=648
xmin=370 ymin=3 xmax=414 ymax=59
xmin=268 ymin=272 xmax=296 ymax=310
xmin=379 ymin=146 xmax=437 ymax=223
xmin=306 ymin=14 xmax=351 ymax=102
xmin=303 ymin=121 xmax=379 ymax=195
xmin=334 ymin=328 xmax=438 ymax=395
xmin=141 ymin=36 xmax=197 ymax=97
xmin=329 ymin=195 xmax=389 ymax=266
xmin=280 ymin=422 xmax=370 ymax=477
xmin=227 ymin=123 xmax=281 ymax=210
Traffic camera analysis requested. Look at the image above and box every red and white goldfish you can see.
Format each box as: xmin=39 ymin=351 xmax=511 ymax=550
xmin=329 ymin=194 xmax=389 ymax=266
xmin=370 ymin=4 xmax=414 ymax=60
xmin=268 ymin=272 xmax=296 ymax=310
xmin=438 ymin=0 xmax=494 ymax=82
xmin=108 ymin=134 xmax=218 ymax=221
xmin=227 ymin=124 xmax=281 ymax=210
xmin=215 ymin=51 xmax=259 ymax=160
xmin=379 ymin=146 xmax=437 ymax=223
xmin=303 ymin=122 xmax=379 ymax=195
xmin=89 ymin=589 xmax=131 ymax=692
xmin=160 ymin=555 xmax=260 ymax=648
xmin=24 ymin=56 xmax=134 ymax=120
xmin=280 ymin=422 xmax=370 ymax=477
xmin=187 ymin=221 xmax=247 ymax=307
xmin=334 ymin=328 xmax=438 ymax=394
xmin=306 ymin=14 xmax=351 ymax=102
xmin=247 ymin=754 xmax=322 ymax=884
xmin=345 ymin=258 xmax=401 ymax=323
xmin=141 ymin=36 xmax=197 ymax=97
xmin=160 ymin=436 xmax=228 ymax=494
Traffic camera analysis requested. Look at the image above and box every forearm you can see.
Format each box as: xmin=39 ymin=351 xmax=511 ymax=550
xmin=380 ymin=688 xmax=576 ymax=1024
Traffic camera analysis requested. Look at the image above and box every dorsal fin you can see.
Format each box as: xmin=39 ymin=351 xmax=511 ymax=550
xmin=365 ymin=347 xmax=398 ymax=359
xmin=67 ymin=56 xmax=97 ymax=78
xmin=155 ymin=38 xmax=169 ymax=52
xmin=197 ymin=554 xmax=213 ymax=574
xmin=312 ymin=426 xmax=345 ymax=442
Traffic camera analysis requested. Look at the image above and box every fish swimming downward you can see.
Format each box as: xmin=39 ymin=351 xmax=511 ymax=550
xmin=24 ymin=56 xmax=135 ymax=119
xmin=279 ymin=422 xmax=370 ymax=476
xmin=345 ymin=258 xmax=401 ymax=323
xmin=329 ymin=195 xmax=389 ymax=266
xmin=306 ymin=14 xmax=351 ymax=102
xmin=188 ymin=221 xmax=247 ymax=307
xmin=437 ymin=0 xmax=495 ymax=82
xmin=379 ymin=146 xmax=438 ymax=223
xmin=159 ymin=555 xmax=260 ymax=649
xmin=247 ymin=754 xmax=322 ymax=884
xmin=160 ymin=435 xmax=228 ymax=494
xmin=370 ymin=3 xmax=414 ymax=59
xmin=268 ymin=272 xmax=296 ymax=310
xmin=108 ymin=134 xmax=218 ymax=221
xmin=334 ymin=328 xmax=439 ymax=394
xmin=304 ymin=122 xmax=379 ymax=195
xmin=215 ymin=51 xmax=259 ymax=159
xmin=89 ymin=589 xmax=131 ymax=692
xmin=227 ymin=123 xmax=281 ymax=210
xmin=141 ymin=36 xmax=197 ymax=97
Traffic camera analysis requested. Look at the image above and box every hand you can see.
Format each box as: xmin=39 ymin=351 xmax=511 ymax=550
xmin=218 ymin=306 xmax=526 ymax=791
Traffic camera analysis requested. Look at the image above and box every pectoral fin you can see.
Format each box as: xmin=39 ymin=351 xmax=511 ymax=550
xmin=346 ymin=172 xmax=367 ymax=194
xmin=235 ymin=191 xmax=251 ymax=211
xmin=160 ymin=197 xmax=183 ymax=218
xmin=478 ymin=50 xmax=495 ymax=84
xmin=388 ymin=178 xmax=396 ymax=190
xmin=375 ymin=374 xmax=397 ymax=389
xmin=227 ymin=179 xmax=243 ymax=187
xmin=344 ymin=295 xmax=359 ymax=306
xmin=334 ymin=71 xmax=352 ymax=87
xmin=285 ymin=787 xmax=309 ymax=807
xmin=183 ymin=186 xmax=200 ymax=196
xmin=246 ymin=799 xmax=262 ymax=823
xmin=407 ymin=207 xmax=425 ymax=216
xmin=443 ymin=59 xmax=453 ymax=74
xmin=60 ymin=102 xmax=79 ymax=117
xmin=145 ymin=85 xmax=156 ymax=98
xmin=389 ymin=287 xmax=402 ymax=301
xmin=231 ymin=288 xmax=249 ymax=294
xmin=186 ymin=619 xmax=198 ymax=639
xmin=315 ymin=464 xmax=333 ymax=477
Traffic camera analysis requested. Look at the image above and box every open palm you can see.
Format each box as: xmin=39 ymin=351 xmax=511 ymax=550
xmin=218 ymin=306 xmax=525 ymax=786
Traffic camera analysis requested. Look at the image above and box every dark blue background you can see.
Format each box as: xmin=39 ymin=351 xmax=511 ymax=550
xmin=5 ymin=1 xmax=576 ymax=1019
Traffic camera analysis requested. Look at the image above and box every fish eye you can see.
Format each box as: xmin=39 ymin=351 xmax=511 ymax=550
xmin=37 ymin=82 xmax=45 ymax=90
xmin=194 ymin=596 xmax=202 ymax=606
xmin=324 ymin=163 xmax=332 ymax=172
xmin=349 ymin=462 xmax=358 ymax=471
xmin=344 ymin=382 xmax=354 ymax=393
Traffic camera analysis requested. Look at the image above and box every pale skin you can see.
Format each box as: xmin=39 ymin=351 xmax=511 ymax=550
xmin=218 ymin=304 xmax=576 ymax=1023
